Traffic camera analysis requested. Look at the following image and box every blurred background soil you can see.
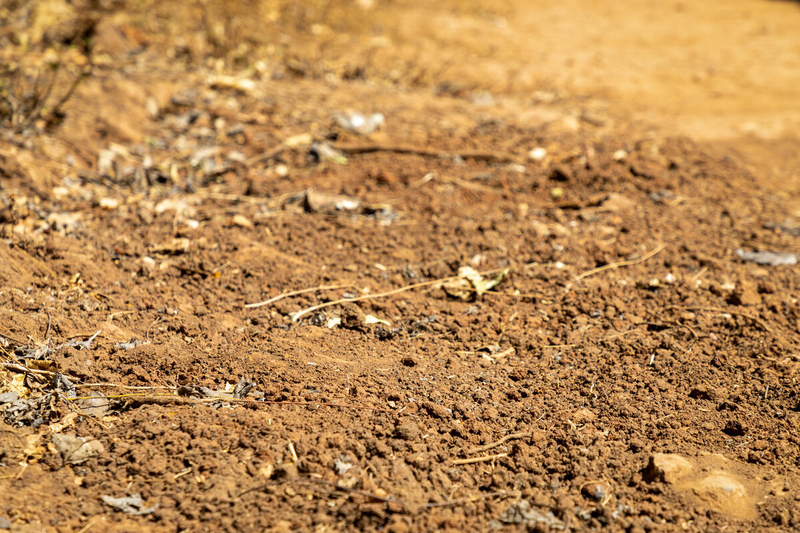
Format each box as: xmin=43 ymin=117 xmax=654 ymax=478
xmin=1 ymin=0 xmax=800 ymax=531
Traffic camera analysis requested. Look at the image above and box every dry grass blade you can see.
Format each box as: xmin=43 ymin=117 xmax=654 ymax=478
xmin=332 ymin=143 xmax=521 ymax=164
xmin=245 ymin=284 xmax=358 ymax=309
xmin=69 ymin=393 xmax=389 ymax=412
xmin=290 ymin=268 xmax=507 ymax=322
xmin=576 ymin=244 xmax=665 ymax=280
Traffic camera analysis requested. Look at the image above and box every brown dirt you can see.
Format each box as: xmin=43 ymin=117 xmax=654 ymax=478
xmin=1 ymin=1 xmax=800 ymax=531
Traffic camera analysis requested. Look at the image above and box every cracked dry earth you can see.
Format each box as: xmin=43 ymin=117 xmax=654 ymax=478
xmin=2 ymin=0 xmax=800 ymax=532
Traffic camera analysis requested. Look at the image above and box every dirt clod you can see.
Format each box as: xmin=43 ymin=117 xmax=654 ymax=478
xmin=394 ymin=421 xmax=421 ymax=441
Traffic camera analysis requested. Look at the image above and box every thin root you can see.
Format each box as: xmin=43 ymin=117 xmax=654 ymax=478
xmin=468 ymin=431 xmax=532 ymax=455
xmin=451 ymin=453 xmax=508 ymax=465
xmin=245 ymin=284 xmax=358 ymax=309
xmin=576 ymin=244 xmax=665 ymax=280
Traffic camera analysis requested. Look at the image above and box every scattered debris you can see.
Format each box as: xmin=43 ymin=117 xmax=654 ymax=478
xmin=59 ymin=330 xmax=101 ymax=351
xmin=364 ymin=315 xmax=391 ymax=326
xmin=233 ymin=376 xmax=256 ymax=399
xmin=151 ymin=238 xmax=191 ymax=255
xmin=2 ymin=394 xmax=56 ymax=427
xmin=301 ymin=189 xmax=361 ymax=214
xmin=361 ymin=203 xmax=398 ymax=226
xmin=114 ymin=338 xmax=147 ymax=350
xmin=207 ymin=75 xmax=256 ymax=95
xmin=443 ymin=267 xmax=510 ymax=300
xmin=190 ymin=146 xmax=220 ymax=167
xmin=764 ymin=219 xmax=800 ymax=236
xmin=308 ymin=141 xmax=348 ymax=164
xmin=53 ymin=373 xmax=76 ymax=399
xmin=333 ymin=455 xmax=354 ymax=474
xmin=648 ymin=189 xmax=675 ymax=204
xmin=473 ymin=345 xmax=515 ymax=362
xmin=333 ymin=111 xmax=385 ymax=135
xmin=735 ymin=249 xmax=797 ymax=266
xmin=497 ymin=500 xmax=564 ymax=529
xmin=528 ymin=147 xmax=547 ymax=161
xmin=0 ymin=391 xmax=19 ymax=403
xmin=101 ymin=494 xmax=159 ymax=516
xmin=14 ymin=340 xmax=52 ymax=360
xmin=75 ymin=392 xmax=110 ymax=417
xmin=230 ymin=214 xmax=254 ymax=229
xmin=52 ymin=433 xmax=105 ymax=464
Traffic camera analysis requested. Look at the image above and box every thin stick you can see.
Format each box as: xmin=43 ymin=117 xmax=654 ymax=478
xmin=291 ymin=268 xmax=506 ymax=322
xmin=468 ymin=431 xmax=531 ymax=455
xmin=451 ymin=453 xmax=508 ymax=465
xmin=74 ymin=383 xmax=176 ymax=390
xmin=245 ymin=284 xmax=357 ymax=309
xmin=332 ymin=143 xmax=520 ymax=164
xmin=76 ymin=516 xmax=105 ymax=533
xmin=2 ymin=362 xmax=58 ymax=377
xmin=71 ymin=393 xmax=389 ymax=411
xmin=576 ymin=244 xmax=665 ymax=280
xmin=246 ymin=144 xmax=286 ymax=166
xmin=688 ymin=266 xmax=708 ymax=286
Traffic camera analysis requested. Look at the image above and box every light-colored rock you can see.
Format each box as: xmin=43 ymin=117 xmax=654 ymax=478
xmin=645 ymin=453 xmax=693 ymax=484
xmin=693 ymin=473 xmax=747 ymax=503
xmin=52 ymin=434 xmax=105 ymax=465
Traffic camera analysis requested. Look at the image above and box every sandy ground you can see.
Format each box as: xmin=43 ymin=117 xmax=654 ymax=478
xmin=1 ymin=0 xmax=800 ymax=531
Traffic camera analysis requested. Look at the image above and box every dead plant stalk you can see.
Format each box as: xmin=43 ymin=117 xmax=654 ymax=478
xmin=286 ymin=268 xmax=507 ymax=321
xmin=576 ymin=244 xmax=665 ymax=280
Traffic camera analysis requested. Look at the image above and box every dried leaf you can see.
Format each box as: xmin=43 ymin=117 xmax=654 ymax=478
xmin=51 ymin=433 xmax=105 ymax=464
xmin=364 ymin=315 xmax=391 ymax=326
xmin=443 ymin=267 xmax=510 ymax=300
xmin=101 ymin=494 xmax=159 ymax=515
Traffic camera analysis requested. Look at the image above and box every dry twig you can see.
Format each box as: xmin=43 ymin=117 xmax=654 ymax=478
xmin=332 ymin=143 xmax=521 ymax=164
xmin=468 ymin=431 xmax=532 ymax=455
xmin=245 ymin=284 xmax=358 ymax=309
xmin=290 ymin=268 xmax=506 ymax=321
xmin=71 ymin=393 xmax=389 ymax=412
xmin=451 ymin=453 xmax=508 ymax=465
xmin=576 ymin=244 xmax=665 ymax=280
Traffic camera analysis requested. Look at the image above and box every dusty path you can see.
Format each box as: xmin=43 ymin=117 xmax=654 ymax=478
xmin=1 ymin=1 xmax=800 ymax=531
